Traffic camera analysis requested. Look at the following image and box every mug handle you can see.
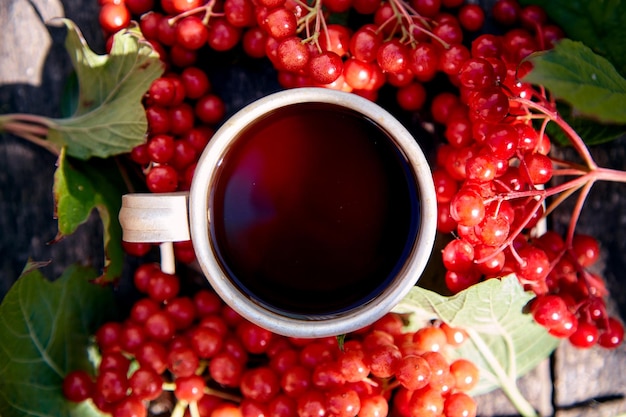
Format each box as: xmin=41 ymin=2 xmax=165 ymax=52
xmin=119 ymin=192 xmax=191 ymax=243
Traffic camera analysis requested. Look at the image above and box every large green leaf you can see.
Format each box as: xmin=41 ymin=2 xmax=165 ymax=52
xmin=53 ymin=149 xmax=126 ymax=283
xmin=0 ymin=263 xmax=115 ymax=417
xmin=519 ymin=0 xmax=626 ymax=77
xmin=395 ymin=276 xmax=559 ymax=397
xmin=522 ymin=40 xmax=626 ymax=124
xmin=47 ymin=19 xmax=164 ymax=160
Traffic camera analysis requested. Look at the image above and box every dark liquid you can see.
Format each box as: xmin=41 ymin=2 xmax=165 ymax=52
xmin=210 ymin=103 xmax=419 ymax=317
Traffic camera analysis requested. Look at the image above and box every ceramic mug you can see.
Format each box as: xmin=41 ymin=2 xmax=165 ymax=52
xmin=119 ymin=88 xmax=436 ymax=338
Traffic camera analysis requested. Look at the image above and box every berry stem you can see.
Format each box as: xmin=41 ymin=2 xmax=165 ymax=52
xmin=513 ymin=97 xmax=597 ymax=169
xmin=189 ymin=401 xmax=201 ymax=417
xmin=167 ymin=0 xmax=220 ymax=26
xmin=476 ymin=197 xmax=544 ymax=265
xmin=296 ymin=0 xmax=327 ymax=51
xmin=465 ymin=328 xmax=540 ymax=417
xmin=564 ymin=179 xmax=594 ymax=247
xmin=479 ymin=163 xmax=626 ymax=265
xmin=0 ymin=113 xmax=58 ymax=155
xmin=203 ymin=387 xmax=242 ymax=402
xmin=542 ymin=183 xmax=582 ymax=218
xmin=171 ymin=400 xmax=188 ymax=417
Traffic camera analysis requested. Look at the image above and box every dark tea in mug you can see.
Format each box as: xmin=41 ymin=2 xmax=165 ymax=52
xmin=209 ymin=102 xmax=421 ymax=317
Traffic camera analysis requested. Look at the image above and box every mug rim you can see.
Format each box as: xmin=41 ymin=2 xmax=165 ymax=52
xmin=188 ymin=87 xmax=437 ymax=338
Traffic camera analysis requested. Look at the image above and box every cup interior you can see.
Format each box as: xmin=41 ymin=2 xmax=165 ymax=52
xmin=189 ymin=88 xmax=436 ymax=337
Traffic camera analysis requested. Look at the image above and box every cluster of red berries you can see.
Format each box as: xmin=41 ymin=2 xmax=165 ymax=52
xmin=421 ymin=3 xmax=624 ymax=348
xmin=100 ymin=0 xmax=490 ymax=107
xmin=63 ymin=262 xmax=480 ymax=417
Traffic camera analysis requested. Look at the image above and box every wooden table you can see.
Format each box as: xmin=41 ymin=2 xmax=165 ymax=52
xmin=1 ymin=0 xmax=625 ymax=416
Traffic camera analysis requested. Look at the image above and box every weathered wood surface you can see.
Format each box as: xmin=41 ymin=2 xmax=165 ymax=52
xmin=1 ymin=1 xmax=625 ymax=416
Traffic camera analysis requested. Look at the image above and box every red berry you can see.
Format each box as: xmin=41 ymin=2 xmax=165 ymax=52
xmin=449 ymin=358 xmax=479 ymax=392
xmin=377 ymin=39 xmax=409 ymax=74
xmin=129 ymin=368 xmax=163 ymax=401
xmin=240 ymin=367 xmax=281 ymax=402
xmin=122 ymin=241 xmax=153 ymax=257
xmin=308 ymin=51 xmax=344 ymax=85
xmin=96 ymin=369 xmax=128 ymax=403
xmin=530 ymin=295 xmax=569 ymax=329
xmin=147 ymin=270 xmax=180 ymax=302
xmin=263 ymin=7 xmax=297 ymax=40
xmin=112 ymin=397 xmax=147 ymax=417
xmin=515 ymin=246 xmax=550 ymax=282
xmin=521 ymin=152 xmax=553 ymax=185
xmin=99 ymin=3 xmax=130 ymax=34
xmin=408 ymin=386 xmax=444 ymax=417
xmin=598 ymin=317 xmax=625 ymax=349
xmin=571 ymin=234 xmax=600 ymax=267
xmin=174 ymin=375 xmax=206 ymax=402
xmin=63 ymin=370 xmax=94 ymax=402
xmin=146 ymin=165 xmax=179 ymax=193
xmin=444 ymin=392 xmax=477 ymax=417
xmin=468 ymin=86 xmax=509 ymax=122
xmin=326 ymin=386 xmax=361 ymax=417
xmin=492 ymin=0 xmax=521 ymax=26
xmin=396 ymin=82 xmax=427 ymax=111
xmin=458 ymin=58 xmax=495 ymax=90
xmin=396 ymin=355 xmax=432 ymax=391
xmin=276 ymin=36 xmax=310 ymax=72
xmin=450 ymin=188 xmax=485 ymax=227
xmin=458 ymin=4 xmax=485 ymax=32
xmin=569 ymin=321 xmax=599 ymax=348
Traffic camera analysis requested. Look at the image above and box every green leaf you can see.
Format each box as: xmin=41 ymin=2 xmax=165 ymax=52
xmin=53 ymin=148 xmax=126 ymax=283
xmin=522 ymin=39 xmax=626 ymax=124
xmin=519 ymin=0 xmax=626 ymax=77
xmin=0 ymin=262 xmax=115 ymax=417
xmin=394 ymin=276 xmax=559 ymax=397
xmin=47 ymin=19 xmax=164 ymax=160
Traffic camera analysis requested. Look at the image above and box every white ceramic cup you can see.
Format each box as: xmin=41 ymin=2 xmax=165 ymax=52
xmin=119 ymin=88 xmax=436 ymax=338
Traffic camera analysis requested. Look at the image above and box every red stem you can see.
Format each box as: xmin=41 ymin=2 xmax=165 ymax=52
xmin=564 ymin=180 xmax=595 ymax=246
xmin=513 ymin=97 xmax=597 ymax=169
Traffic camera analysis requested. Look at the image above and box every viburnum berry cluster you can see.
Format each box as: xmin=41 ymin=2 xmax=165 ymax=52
xmin=424 ymin=3 xmax=625 ymax=349
xmin=63 ymin=262 xmax=480 ymax=417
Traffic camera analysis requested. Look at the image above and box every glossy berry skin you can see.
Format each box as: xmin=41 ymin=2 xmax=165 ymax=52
xmin=240 ymin=367 xmax=281 ymax=402
xmin=492 ymin=0 xmax=521 ymax=26
xmin=96 ymin=369 xmax=128 ymax=403
xmin=174 ymin=375 xmax=206 ymax=402
xmin=408 ymin=386 xmax=444 ymax=417
xmin=262 ymin=8 xmax=297 ymax=40
xmin=515 ymin=246 xmax=550 ymax=282
xmin=395 ymin=355 xmax=432 ymax=391
xmin=598 ymin=318 xmax=625 ymax=349
xmin=308 ymin=51 xmax=343 ymax=85
xmin=450 ymin=189 xmax=485 ymax=227
xmin=458 ymin=4 xmax=485 ymax=32
xmin=63 ymin=370 xmax=94 ymax=402
xmin=458 ymin=58 xmax=495 ymax=90
xmin=444 ymin=392 xmax=477 ymax=417
xmin=112 ymin=397 xmax=147 ymax=417
xmin=569 ymin=321 xmax=599 ymax=348
xmin=99 ymin=3 xmax=130 ymax=34
xmin=442 ymin=239 xmax=474 ymax=273
xmin=129 ymin=368 xmax=163 ymax=401
xmin=531 ymin=295 xmax=569 ymax=329
xmin=449 ymin=359 xmax=479 ymax=392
